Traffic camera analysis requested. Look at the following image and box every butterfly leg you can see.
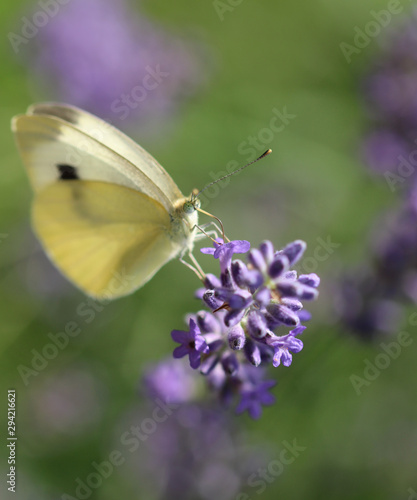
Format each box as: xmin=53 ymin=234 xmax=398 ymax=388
xmin=194 ymin=221 xmax=223 ymax=241
xmin=195 ymin=207 xmax=228 ymax=243
xmin=179 ymin=250 xmax=205 ymax=282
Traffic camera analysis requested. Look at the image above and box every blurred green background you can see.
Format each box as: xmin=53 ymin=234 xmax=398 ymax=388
xmin=1 ymin=0 xmax=416 ymax=499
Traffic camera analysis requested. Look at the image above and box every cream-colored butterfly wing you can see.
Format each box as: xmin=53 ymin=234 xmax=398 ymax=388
xmin=27 ymin=102 xmax=184 ymax=205
xmin=33 ymin=180 xmax=181 ymax=298
xmin=12 ymin=112 xmax=175 ymax=211
xmin=12 ymin=104 xmax=198 ymax=299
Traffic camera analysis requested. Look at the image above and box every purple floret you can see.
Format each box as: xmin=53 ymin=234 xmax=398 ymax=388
xmin=172 ymin=319 xmax=209 ymax=369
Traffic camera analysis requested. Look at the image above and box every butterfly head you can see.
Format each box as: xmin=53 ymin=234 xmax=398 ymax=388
xmin=183 ymin=189 xmax=201 ymax=215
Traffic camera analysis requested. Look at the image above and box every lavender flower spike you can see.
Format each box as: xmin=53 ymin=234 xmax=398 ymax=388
xmin=171 ymin=239 xmax=319 ymax=418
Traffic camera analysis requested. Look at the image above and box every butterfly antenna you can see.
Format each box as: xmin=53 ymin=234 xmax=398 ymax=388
xmin=192 ymin=149 xmax=272 ymax=243
xmin=195 ymin=149 xmax=272 ymax=198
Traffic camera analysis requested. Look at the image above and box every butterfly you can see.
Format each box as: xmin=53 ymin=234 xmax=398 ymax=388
xmin=12 ymin=103 xmax=202 ymax=300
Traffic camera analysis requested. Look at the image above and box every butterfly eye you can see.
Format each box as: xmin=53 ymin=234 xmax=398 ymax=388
xmin=183 ymin=201 xmax=196 ymax=214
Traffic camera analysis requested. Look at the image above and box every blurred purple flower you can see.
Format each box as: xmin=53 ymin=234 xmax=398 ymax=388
xmin=339 ymin=9 xmax=417 ymax=340
xmin=17 ymin=228 xmax=71 ymax=300
xmin=361 ymin=8 xmax=417 ymax=185
xmin=119 ymin=397 xmax=268 ymax=500
xmin=335 ymin=269 xmax=403 ymax=340
xmin=336 ymin=201 xmax=417 ymax=339
xmin=361 ymin=130 xmax=410 ymax=174
xmin=121 ymin=358 xmax=271 ymax=498
xmin=28 ymin=0 xmax=206 ymax=129
xmin=143 ymin=358 xmax=198 ymax=404
xmin=235 ymin=379 xmax=276 ymax=419
xmin=25 ymin=366 xmax=104 ymax=446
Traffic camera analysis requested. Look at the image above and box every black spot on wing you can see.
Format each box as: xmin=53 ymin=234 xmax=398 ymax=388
xmin=57 ymin=164 xmax=79 ymax=180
